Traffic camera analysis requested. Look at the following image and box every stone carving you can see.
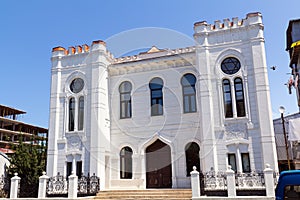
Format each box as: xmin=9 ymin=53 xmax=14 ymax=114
xmin=67 ymin=135 xmax=82 ymax=151
xmin=224 ymin=123 xmax=247 ymax=140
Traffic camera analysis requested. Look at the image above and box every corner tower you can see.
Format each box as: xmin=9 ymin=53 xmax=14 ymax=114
xmin=47 ymin=40 xmax=111 ymax=189
xmin=194 ymin=13 xmax=278 ymax=172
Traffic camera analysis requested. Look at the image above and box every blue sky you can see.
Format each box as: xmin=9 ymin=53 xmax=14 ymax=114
xmin=0 ymin=0 xmax=299 ymax=128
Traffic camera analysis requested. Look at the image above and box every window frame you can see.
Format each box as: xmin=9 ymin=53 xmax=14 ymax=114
xmin=228 ymin=153 xmax=237 ymax=172
xmin=241 ymin=153 xmax=251 ymax=173
xmin=67 ymin=77 xmax=86 ymax=133
xmin=149 ymin=78 xmax=164 ymax=116
xmin=181 ymin=74 xmax=197 ymax=113
xmin=120 ymin=146 xmax=133 ymax=179
xmin=234 ymin=77 xmax=246 ymax=117
xmin=221 ymin=57 xmax=241 ymax=75
xmin=222 ymin=79 xmax=233 ymax=118
xmin=119 ymin=81 xmax=132 ymax=119
xmin=68 ymin=97 xmax=76 ymax=132
xmin=78 ymin=96 xmax=84 ymax=131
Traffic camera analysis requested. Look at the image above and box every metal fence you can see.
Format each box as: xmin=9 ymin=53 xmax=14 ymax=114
xmin=46 ymin=172 xmax=100 ymax=197
xmin=199 ymin=169 xmax=277 ymax=196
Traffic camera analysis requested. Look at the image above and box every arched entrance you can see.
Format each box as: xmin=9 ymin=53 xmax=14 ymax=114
xmin=146 ymin=139 xmax=172 ymax=188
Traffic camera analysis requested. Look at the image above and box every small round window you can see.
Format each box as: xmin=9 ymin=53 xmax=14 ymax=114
xmin=70 ymin=78 xmax=84 ymax=93
xmin=221 ymin=57 xmax=241 ymax=75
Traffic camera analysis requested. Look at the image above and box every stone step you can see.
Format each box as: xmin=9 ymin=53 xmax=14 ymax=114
xmin=94 ymin=189 xmax=192 ymax=200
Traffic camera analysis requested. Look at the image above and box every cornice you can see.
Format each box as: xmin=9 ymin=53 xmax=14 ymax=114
xmin=108 ymin=51 xmax=196 ymax=76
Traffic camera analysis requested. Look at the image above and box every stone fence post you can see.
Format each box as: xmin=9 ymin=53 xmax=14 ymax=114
xmin=10 ymin=173 xmax=20 ymax=199
xmin=264 ymin=164 xmax=275 ymax=197
xmin=226 ymin=166 xmax=236 ymax=197
xmin=190 ymin=166 xmax=201 ymax=199
xmin=68 ymin=171 xmax=78 ymax=199
xmin=38 ymin=171 xmax=49 ymax=198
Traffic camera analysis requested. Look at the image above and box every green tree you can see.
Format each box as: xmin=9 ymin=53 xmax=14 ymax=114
xmin=8 ymin=136 xmax=46 ymax=197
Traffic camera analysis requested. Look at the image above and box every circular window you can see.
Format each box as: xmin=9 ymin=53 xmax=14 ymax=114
xmin=221 ymin=57 xmax=241 ymax=75
xmin=70 ymin=78 xmax=84 ymax=93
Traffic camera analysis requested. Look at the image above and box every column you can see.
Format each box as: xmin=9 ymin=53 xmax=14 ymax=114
xmin=226 ymin=166 xmax=236 ymax=197
xmin=190 ymin=166 xmax=201 ymax=199
xmin=264 ymin=164 xmax=275 ymax=197
xmin=10 ymin=173 xmax=21 ymax=199
xmin=38 ymin=172 xmax=49 ymax=199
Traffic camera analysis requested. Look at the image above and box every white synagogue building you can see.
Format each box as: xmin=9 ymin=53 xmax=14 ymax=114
xmin=46 ymin=12 xmax=278 ymax=190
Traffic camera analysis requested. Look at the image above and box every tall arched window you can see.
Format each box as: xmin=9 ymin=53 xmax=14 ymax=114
xmin=149 ymin=78 xmax=163 ymax=116
xmin=78 ymin=96 xmax=84 ymax=131
xmin=185 ymin=142 xmax=200 ymax=177
xmin=222 ymin=79 xmax=233 ymax=118
xmin=69 ymin=98 xmax=75 ymax=131
xmin=234 ymin=78 xmax=245 ymax=117
xmin=119 ymin=81 xmax=132 ymax=119
xmin=181 ymin=74 xmax=197 ymax=113
xmin=120 ymin=146 xmax=133 ymax=179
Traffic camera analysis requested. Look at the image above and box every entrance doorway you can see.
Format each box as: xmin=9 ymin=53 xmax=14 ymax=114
xmin=146 ymin=139 xmax=172 ymax=188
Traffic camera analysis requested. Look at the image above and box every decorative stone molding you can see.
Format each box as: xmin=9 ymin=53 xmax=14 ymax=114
xmin=224 ymin=122 xmax=248 ymax=141
xmin=67 ymin=135 xmax=82 ymax=151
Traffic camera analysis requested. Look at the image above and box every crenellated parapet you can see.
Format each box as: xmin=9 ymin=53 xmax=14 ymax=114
xmin=194 ymin=12 xmax=264 ymax=46
xmin=51 ymin=40 xmax=114 ymax=69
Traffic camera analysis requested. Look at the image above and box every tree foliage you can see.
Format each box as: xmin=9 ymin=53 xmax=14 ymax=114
xmin=7 ymin=136 xmax=46 ymax=197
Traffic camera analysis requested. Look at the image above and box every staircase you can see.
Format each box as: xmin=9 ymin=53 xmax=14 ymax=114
xmin=94 ymin=189 xmax=192 ymax=200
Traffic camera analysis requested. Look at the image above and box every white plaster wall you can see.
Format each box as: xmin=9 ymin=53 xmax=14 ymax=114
xmin=47 ymin=13 xmax=278 ymax=190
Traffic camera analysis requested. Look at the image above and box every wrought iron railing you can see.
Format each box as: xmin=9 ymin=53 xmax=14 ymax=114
xmin=202 ymin=170 xmax=227 ymax=191
xmin=78 ymin=173 xmax=100 ymax=195
xmin=47 ymin=172 xmax=100 ymax=197
xmin=235 ymin=171 xmax=265 ymax=190
xmin=47 ymin=173 xmax=68 ymax=195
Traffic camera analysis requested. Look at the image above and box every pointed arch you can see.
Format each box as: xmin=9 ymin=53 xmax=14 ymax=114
xmin=185 ymin=142 xmax=200 ymax=176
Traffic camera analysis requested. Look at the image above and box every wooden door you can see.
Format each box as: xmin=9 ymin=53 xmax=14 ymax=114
xmin=146 ymin=140 xmax=172 ymax=188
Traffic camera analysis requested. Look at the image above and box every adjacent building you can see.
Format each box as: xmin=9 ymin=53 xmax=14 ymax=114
xmin=286 ymin=19 xmax=300 ymax=106
xmin=273 ymin=113 xmax=298 ymax=171
xmin=0 ymin=104 xmax=48 ymax=175
xmin=47 ymin=12 xmax=278 ymax=190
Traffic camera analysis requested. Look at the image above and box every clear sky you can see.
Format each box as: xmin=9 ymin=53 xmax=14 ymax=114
xmin=0 ymin=0 xmax=299 ymax=128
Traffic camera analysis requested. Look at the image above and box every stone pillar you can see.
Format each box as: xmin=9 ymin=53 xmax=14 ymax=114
xmin=68 ymin=171 xmax=78 ymax=199
xmin=38 ymin=172 xmax=49 ymax=198
xmin=226 ymin=166 xmax=236 ymax=197
xmin=264 ymin=164 xmax=275 ymax=197
xmin=10 ymin=173 xmax=20 ymax=199
xmin=190 ymin=166 xmax=201 ymax=199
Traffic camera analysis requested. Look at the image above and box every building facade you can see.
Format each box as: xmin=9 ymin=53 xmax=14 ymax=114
xmin=47 ymin=12 xmax=278 ymax=190
xmin=0 ymin=104 xmax=48 ymax=176
xmin=286 ymin=19 xmax=300 ymax=107
xmin=273 ymin=112 xmax=300 ymax=171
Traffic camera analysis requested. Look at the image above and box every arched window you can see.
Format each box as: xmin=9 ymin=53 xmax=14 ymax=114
xmin=181 ymin=74 xmax=197 ymax=113
xmin=234 ymin=78 xmax=245 ymax=117
xmin=149 ymin=78 xmax=163 ymax=116
xmin=119 ymin=81 xmax=132 ymax=119
xmin=78 ymin=96 xmax=84 ymax=131
xmin=120 ymin=146 xmax=133 ymax=179
xmin=185 ymin=142 xmax=200 ymax=177
xmin=222 ymin=79 xmax=233 ymax=118
xmin=69 ymin=98 xmax=75 ymax=131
